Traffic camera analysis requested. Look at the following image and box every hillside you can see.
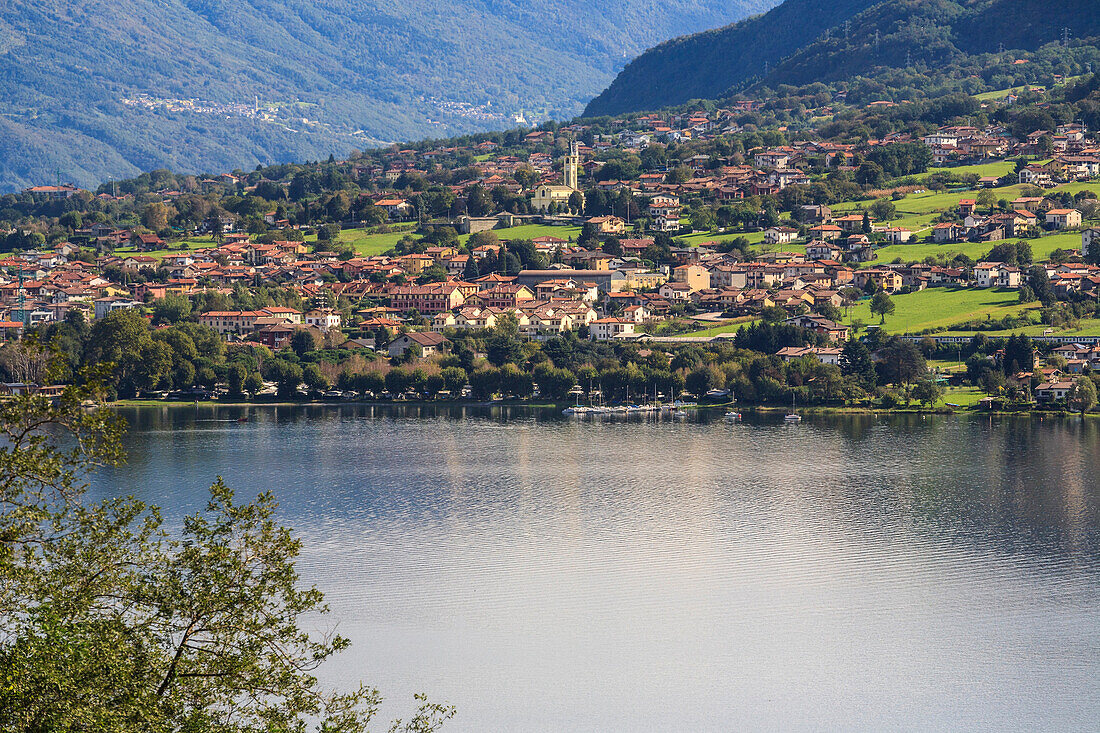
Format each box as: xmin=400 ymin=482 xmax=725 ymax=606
xmin=584 ymin=0 xmax=1100 ymax=118
xmin=0 ymin=0 xmax=775 ymax=193
xmin=583 ymin=0 xmax=879 ymax=118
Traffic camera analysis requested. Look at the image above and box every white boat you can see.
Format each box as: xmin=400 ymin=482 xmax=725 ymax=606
xmin=725 ymin=411 xmax=741 ymax=420
xmin=784 ymin=392 xmax=801 ymax=422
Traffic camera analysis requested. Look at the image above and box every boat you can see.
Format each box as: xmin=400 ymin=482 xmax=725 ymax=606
xmin=724 ymin=411 xmax=741 ymax=420
xmin=236 ymin=416 xmax=249 ymax=423
xmin=563 ymin=395 xmax=588 ymax=415
xmin=784 ymin=391 xmax=801 ymax=422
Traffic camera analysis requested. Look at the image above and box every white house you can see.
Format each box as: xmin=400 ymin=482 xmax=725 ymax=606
xmin=304 ymin=308 xmax=342 ymax=333
xmin=1082 ymin=227 xmax=1100 ymax=257
xmin=589 ymin=318 xmax=636 ymax=341
xmin=764 ymin=226 xmax=799 ymax=245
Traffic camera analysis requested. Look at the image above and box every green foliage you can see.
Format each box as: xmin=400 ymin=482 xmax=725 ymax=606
xmin=440 ymin=366 xmax=468 ymax=395
xmin=586 ymin=0 xmax=1100 ymax=118
xmin=912 ymin=377 xmax=945 ymax=408
xmin=870 ymin=291 xmax=896 ymax=324
xmin=840 ymin=338 xmax=877 ymax=389
xmin=151 ymin=294 xmax=192 ymax=325
xmin=0 ymin=371 xmax=454 ymax=731
xmin=1070 ymin=375 xmax=1097 ymax=413
xmin=468 ymin=367 xmax=502 ymax=400
xmin=585 ymin=0 xmax=877 ymax=116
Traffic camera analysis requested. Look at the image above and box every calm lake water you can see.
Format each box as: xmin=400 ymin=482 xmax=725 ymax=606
xmin=89 ymin=405 xmax=1100 ymax=731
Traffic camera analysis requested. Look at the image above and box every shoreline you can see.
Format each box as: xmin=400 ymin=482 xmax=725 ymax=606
xmin=106 ymin=399 xmax=1097 ymax=419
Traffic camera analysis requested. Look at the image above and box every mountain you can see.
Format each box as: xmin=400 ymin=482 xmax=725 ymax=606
xmin=0 ymin=0 xmax=776 ymax=193
xmin=584 ymin=0 xmax=1100 ymax=118
xmin=583 ymin=0 xmax=880 ymax=117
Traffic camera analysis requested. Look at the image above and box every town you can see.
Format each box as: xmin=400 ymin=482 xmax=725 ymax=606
xmin=3 ymin=75 xmax=1100 ymax=412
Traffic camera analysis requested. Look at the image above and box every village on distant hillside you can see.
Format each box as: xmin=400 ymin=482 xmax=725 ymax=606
xmin=3 ymin=76 xmax=1100 ymax=412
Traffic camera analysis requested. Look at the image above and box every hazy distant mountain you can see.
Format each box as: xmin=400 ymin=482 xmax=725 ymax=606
xmin=0 ymin=0 xmax=775 ymax=192
xmin=584 ymin=0 xmax=1100 ymax=118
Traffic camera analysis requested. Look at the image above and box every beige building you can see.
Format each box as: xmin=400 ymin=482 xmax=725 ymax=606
xmin=671 ymin=264 xmax=711 ymax=292
xmin=531 ymin=141 xmax=583 ymax=212
xmin=1045 ymin=209 xmax=1082 ymax=229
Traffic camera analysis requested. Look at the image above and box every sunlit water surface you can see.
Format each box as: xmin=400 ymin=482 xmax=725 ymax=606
xmin=89 ymin=405 xmax=1100 ymax=731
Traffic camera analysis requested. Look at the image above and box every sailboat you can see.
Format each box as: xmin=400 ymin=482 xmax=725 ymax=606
xmin=562 ymin=391 xmax=590 ymax=415
xmin=784 ymin=390 xmax=801 ymax=422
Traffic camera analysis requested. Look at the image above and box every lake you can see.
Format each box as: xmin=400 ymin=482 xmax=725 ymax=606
xmin=89 ymin=405 xmax=1100 ymax=731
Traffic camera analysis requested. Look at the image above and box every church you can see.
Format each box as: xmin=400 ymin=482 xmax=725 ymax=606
xmin=531 ymin=142 xmax=585 ymax=212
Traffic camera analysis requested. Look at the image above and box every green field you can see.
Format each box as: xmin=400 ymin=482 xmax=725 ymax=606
xmin=939 ymin=318 xmax=1100 ymax=339
xmin=304 ymin=227 xmax=416 ymax=256
xmin=113 ymin=236 xmax=219 ymax=260
xmin=679 ymin=229 xmax=767 ymax=247
xmin=972 ymin=75 xmax=1086 ymax=102
xmin=939 ymin=386 xmax=987 ymax=408
xmin=845 ymin=286 xmax=1035 ymax=333
xmin=974 ymin=84 xmax=1035 ymax=101
xmin=457 ymin=223 xmax=582 ymax=245
xmin=871 ymin=230 xmax=1082 ymax=266
xmin=306 ymin=223 xmax=585 ymax=256
xmin=678 ymin=318 xmax=758 ymax=338
xmin=922 ymin=161 xmax=1016 ymax=179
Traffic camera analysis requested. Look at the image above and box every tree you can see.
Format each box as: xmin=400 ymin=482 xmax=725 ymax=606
xmin=567 ymin=191 xmax=585 ymax=214
xmin=290 ymin=328 xmax=318 ymax=357
xmin=685 ymin=364 xmax=724 ymax=396
xmin=533 ymin=363 xmax=575 ymax=401
xmin=226 ymin=362 xmax=247 ymax=398
xmin=869 ymin=291 xmax=895 ymax=324
xmin=303 ymin=362 xmax=328 ymax=391
xmin=407 ymin=367 xmax=429 ymax=395
xmin=869 ymin=198 xmax=896 ymax=221
xmin=839 ymin=338 xmax=877 ymax=390
xmin=1003 ymin=333 xmax=1034 ymax=375
xmin=354 ymin=371 xmax=384 ymax=397
xmin=141 ymin=202 xmax=173 ymax=231
xmin=499 ymin=363 xmax=533 ymax=398
xmin=875 ymin=338 xmax=927 ymax=390
xmin=855 ymin=161 xmax=885 ymax=187
xmin=440 ymin=366 xmax=468 ymax=396
xmin=317 ymin=222 xmax=341 ymax=242
xmin=976 ymin=188 xmax=998 ymax=213
xmin=385 ymin=368 xmax=410 ymax=396
xmin=912 ymin=378 xmax=945 ymax=409
xmin=88 ymin=309 xmax=154 ymax=397
xmin=425 ymin=374 xmax=446 ymax=398
xmin=462 ymin=255 xmax=480 ymax=281
xmin=1070 ymin=375 xmax=1097 ymax=414
xmin=514 ymin=166 xmax=537 ymax=189
xmin=270 ymin=359 xmax=303 ymax=398
xmin=243 ymin=371 xmax=264 ymax=397
xmin=1027 ymin=265 xmax=1055 ymax=305
xmin=468 ymin=367 xmax=502 ymax=400
xmin=466 ymin=185 xmax=494 ymax=216
xmin=152 ymin=294 xmax=192 ymax=325
xmin=487 ymin=314 xmax=524 ymax=366
xmin=0 ymin=377 xmax=453 ymax=732
xmin=689 ymin=206 xmax=717 ymax=232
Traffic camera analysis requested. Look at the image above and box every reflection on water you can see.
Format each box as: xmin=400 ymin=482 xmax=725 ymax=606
xmin=91 ymin=405 xmax=1100 ymax=732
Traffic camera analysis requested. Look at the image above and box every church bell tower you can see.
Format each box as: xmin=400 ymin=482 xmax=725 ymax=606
xmin=563 ymin=141 xmax=579 ymax=190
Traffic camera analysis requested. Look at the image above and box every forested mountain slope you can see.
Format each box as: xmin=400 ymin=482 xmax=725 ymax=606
xmin=584 ymin=0 xmax=1100 ymax=118
xmin=0 ymin=0 xmax=774 ymax=192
